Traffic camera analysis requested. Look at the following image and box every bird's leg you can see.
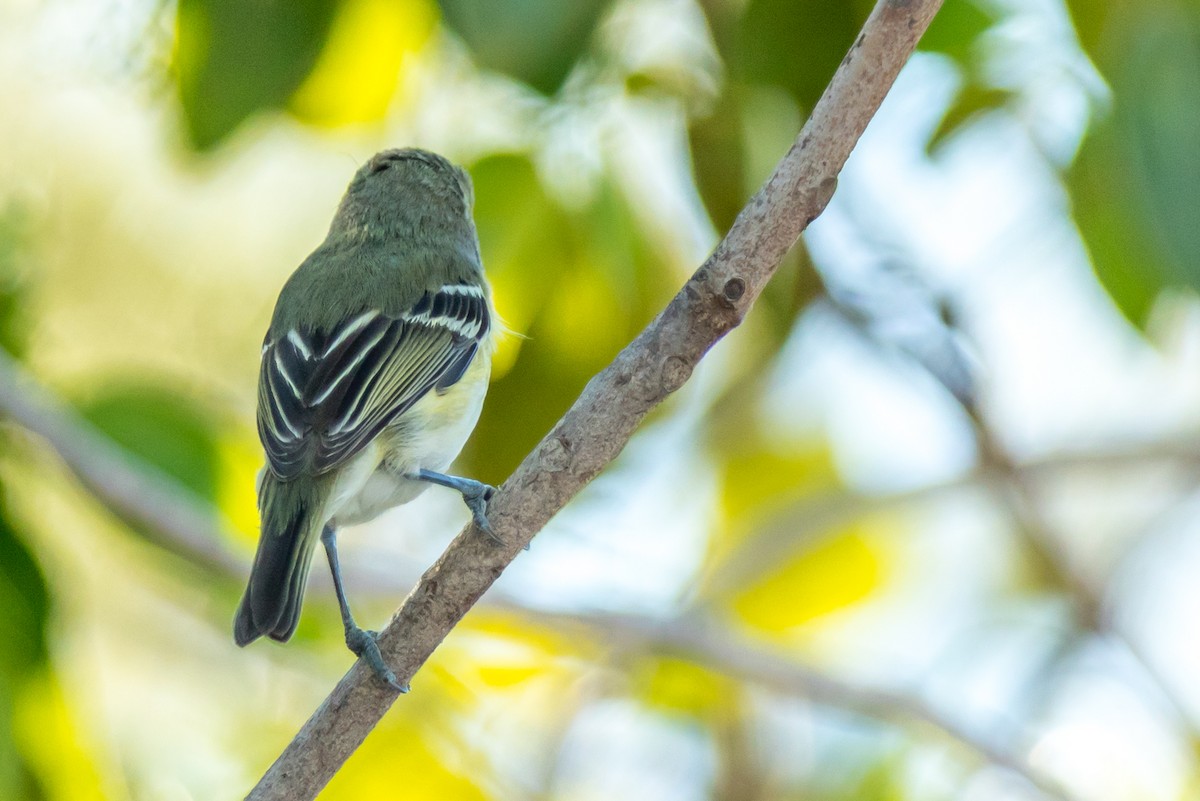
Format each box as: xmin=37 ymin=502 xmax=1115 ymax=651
xmin=320 ymin=525 xmax=407 ymax=693
xmin=411 ymin=469 xmax=501 ymax=544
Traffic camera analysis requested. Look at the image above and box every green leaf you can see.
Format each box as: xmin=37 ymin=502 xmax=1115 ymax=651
xmin=76 ymin=382 xmax=221 ymax=509
xmin=918 ymin=0 xmax=994 ymax=64
xmin=1063 ymin=0 xmax=1116 ymax=59
xmin=1066 ymin=2 xmax=1200 ymax=326
xmin=458 ymin=156 xmax=576 ymax=480
xmin=927 ymin=83 xmax=1015 ymax=151
xmin=729 ymin=528 xmax=882 ymax=631
xmin=0 ymin=206 xmax=32 ymax=360
xmin=436 ymin=0 xmax=610 ymax=94
xmin=0 ymin=499 xmax=48 ymax=681
xmin=174 ymin=0 xmax=340 ymax=150
xmin=0 ymin=492 xmax=49 ymax=801
xmin=688 ymin=88 xmax=749 ymax=235
xmin=731 ymin=0 xmax=872 ymax=112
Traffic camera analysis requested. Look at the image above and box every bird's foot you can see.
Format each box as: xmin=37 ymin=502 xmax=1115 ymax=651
xmin=345 ymin=626 xmax=408 ymax=693
xmin=411 ymin=469 xmax=524 ymax=549
xmin=458 ymin=480 xmax=502 ymax=544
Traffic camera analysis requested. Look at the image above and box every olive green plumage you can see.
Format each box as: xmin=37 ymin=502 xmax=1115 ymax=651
xmin=234 ymin=148 xmax=494 ymax=649
xmin=268 ymin=150 xmax=483 ymax=335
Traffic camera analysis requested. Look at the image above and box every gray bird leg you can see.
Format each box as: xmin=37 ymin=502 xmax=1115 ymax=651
xmin=320 ymin=525 xmax=408 ymax=693
xmin=412 ymin=469 xmax=501 ymax=544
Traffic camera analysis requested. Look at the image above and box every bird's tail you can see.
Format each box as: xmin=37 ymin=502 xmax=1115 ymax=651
xmin=234 ymin=473 xmax=328 ymax=646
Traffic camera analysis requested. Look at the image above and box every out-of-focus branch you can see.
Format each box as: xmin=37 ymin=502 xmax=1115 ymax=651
xmin=4 ymin=337 xmax=1191 ymax=605
xmin=823 ymin=257 xmax=1200 ymax=750
xmin=701 ymin=438 xmax=1200 ymax=599
xmin=979 ymin=431 xmax=1200 ymax=745
xmin=815 ymin=244 xmax=1200 ymax=749
xmin=490 ymin=603 xmax=1085 ymax=801
xmin=246 ymin=1 xmax=947 ymax=797
xmin=0 ymin=346 xmax=243 ymax=575
xmin=0 ymin=336 xmax=1132 ymax=801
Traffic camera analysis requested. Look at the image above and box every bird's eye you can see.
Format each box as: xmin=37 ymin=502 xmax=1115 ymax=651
xmin=370 ymin=160 xmax=391 ymax=175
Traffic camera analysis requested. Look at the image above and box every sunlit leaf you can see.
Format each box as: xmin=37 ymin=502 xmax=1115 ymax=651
xmin=716 ymin=440 xmax=838 ymax=533
xmin=13 ymin=673 xmax=105 ymax=801
xmin=632 ymin=655 xmax=733 ymax=719
xmin=216 ymin=430 xmax=262 ymax=545
xmin=174 ymin=0 xmax=340 ymax=149
xmin=323 ymin=717 xmax=487 ymax=800
xmin=437 ymin=0 xmax=610 ymax=94
xmin=289 ymin=0 xmax=437 ymax=126
xmin=442 ymin=615 xmax=583 ymax=690
xmin=696 ymin=430 xmax=844 ymax=599
xmin=730 ymin=528 xmax=882 ymax=631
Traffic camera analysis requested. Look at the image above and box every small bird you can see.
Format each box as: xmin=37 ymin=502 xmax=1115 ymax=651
xmin=233 ymin=148 xmax=497 ymax=690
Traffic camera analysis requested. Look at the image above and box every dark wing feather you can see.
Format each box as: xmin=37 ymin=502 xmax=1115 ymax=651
xmin=257 ymin=283 xmax=490 ymax=479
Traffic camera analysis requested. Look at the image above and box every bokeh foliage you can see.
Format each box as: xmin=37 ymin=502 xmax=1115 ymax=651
xmin=1065 ymin=0 xmax=1200 ymax=326
xmin=0 ymin=209 xmax=49 ymax=801
xmin=0 ymin=0 xmax=1196 ymax=799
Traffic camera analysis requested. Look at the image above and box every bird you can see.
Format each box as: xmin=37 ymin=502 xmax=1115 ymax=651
xmin=233 ymin=148 xmax=497 ymax=691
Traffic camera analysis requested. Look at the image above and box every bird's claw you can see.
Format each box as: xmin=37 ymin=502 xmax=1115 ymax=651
xmin=345 ymin=626 xmax=408 ymax=693
xmin=461 ymin=482 xmax=504 ymax=545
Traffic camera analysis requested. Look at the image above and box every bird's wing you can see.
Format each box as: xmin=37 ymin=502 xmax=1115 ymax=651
xmin=257 ymin=282 xmax=489 ymax=479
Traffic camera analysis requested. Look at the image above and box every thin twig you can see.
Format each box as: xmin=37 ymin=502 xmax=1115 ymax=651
xmin=700 ymin=438 xmax=1200 ymax=601
xmin=981 ymin=432 xmax=1200 ymax=746
xmin=485 ymin=602 xmax=1085 ymax=801
xmin=245 ymin=1 xmax=946 ymax=797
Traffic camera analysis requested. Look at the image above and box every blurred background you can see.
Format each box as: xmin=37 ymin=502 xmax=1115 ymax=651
xmin=0 ymin=0 xmax=1198 ymax=799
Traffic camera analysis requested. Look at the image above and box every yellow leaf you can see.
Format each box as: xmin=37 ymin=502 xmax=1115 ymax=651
xmin=434 ymin=613 xmax=587 ymax=692
xmin=13 ymin=672 xmax=106 ymax=801
xmin=323 ymin=718 xmax=486 ymax=801
xmin=704 ymin=437 xmax=839 ymax=572
xmin=541 ymin=265 xmax=628 ymax=366
xmin=719 ymin=441 xmax=838 ymax=529
xmin=632 ymin=656 xmax=732 ymax=719
xmin=217 ymin=431 xmax=261 ymax=546
xmin=731 ymin=528 xmax=882 ymax=632
xmin=488 ymin=287 xmax=525 ymax=382
xmin=289 ymin=0 xmax=436 ymax=127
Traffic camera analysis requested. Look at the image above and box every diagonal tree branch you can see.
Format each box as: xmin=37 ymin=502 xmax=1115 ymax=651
xmin=246 ymin=1 xmax=946 ymax=797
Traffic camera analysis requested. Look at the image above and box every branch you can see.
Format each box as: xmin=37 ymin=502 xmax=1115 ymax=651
xmin=247 ymin=1 xmax=945 ymax=797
